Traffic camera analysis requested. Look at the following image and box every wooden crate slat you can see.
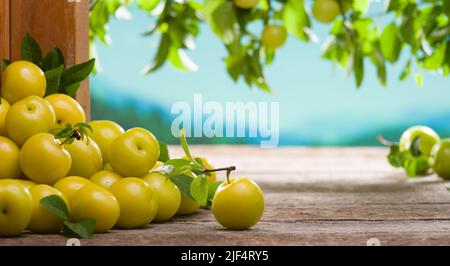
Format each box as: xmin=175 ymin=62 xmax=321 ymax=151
xmin=0 ymin=0 xmax=10 ymax=77
xmin=1 ymin=0 xmax=90 ymax=118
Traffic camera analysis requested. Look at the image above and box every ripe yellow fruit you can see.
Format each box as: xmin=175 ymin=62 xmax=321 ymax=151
xmin=0 ymin=98 xmax=10 ymax=136
xmin=0 ymin=137 xmax=21 ymax=180
xmin=19 ymin=133 xmax=72 ymax=185
xmin=63 ymin=138 xmax=103 ymax=178
xmin=142 ymin=172 xmax=181 ymax=222
xmin=108 ymin=128 xmax=160 ymax=177
xmin=5 ymin=96 xmax=56 ymax=146
xmin=261 ymin=25 xmax=288 ymax=50
xmin=71 ymin=184 xmax=120 ymax=233
xmin=53 ymin=176 xmax=91 ymax=201
xmin=14 ymin=179 xmax=36 ymax=190
xmin=109 ymin=177 xmax=158 ymax=229
xmin=27 ymin=185 xmax=68 ymax=233
xmin=174 ymin=172 xmax=200 ymax=215
xmin=212 ymin=178 xmax=264 ymax=229
xmin=234 ymin=0 xmax=259 ymax=9
xmin=87 ymin=120 xmax=125 ymax=163
xmin=312 ymin=0 xmax=341 ymax=23
xmin=1 ymin=61 xmax=46 ymax=104
xmin=45 ymin=94 xmax=86 ymax=127
xmin=90 ymin=170 xmax=122 ymax=189
xmin=177 ymin=194 xmax=200 ymax=215
xmin=103 ymin=163 xmax=114 ymax=171
xmin=0 ymin=180 xmax=33 ymax=236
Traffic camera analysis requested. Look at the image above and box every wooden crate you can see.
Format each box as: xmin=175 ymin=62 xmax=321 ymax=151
xmin=0 ymin=0 xmax=90 ymax=118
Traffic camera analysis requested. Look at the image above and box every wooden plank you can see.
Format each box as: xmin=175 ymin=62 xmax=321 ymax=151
xmin=170 ymin=146 xmax=450 ymax=187
xmin=264 ymin=187 xmax=450 ymax=205
xmin=2 ymin=219 xmax=450 ymax=246
xmin=146 ymin=204 xmax=450 ymax=222
xmin=0 ymin=0 xmax=10 ymax=81
xmin=9 ymin=0 xmax=90 ymax=118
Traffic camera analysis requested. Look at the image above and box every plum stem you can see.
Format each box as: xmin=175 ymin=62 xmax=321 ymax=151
xmin=377 ymin=135 xmax=397 ymax=147
xmin=204 ymin=166 xmax=236 ymax=184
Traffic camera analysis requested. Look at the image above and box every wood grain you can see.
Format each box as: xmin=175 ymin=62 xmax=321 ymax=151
xmin=2 ymin=220 xmax=450 ymax=246
xmin=0 ymin=0 xmax=10 ymax=80
xmin=7 ymin=0 xmax=90 ymax=117
xmin=1 ymin=147 xmax=450 ymax=246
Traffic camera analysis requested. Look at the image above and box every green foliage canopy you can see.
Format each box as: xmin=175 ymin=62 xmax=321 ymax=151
xmin=89 ymin=0 xmax=450 ymax=92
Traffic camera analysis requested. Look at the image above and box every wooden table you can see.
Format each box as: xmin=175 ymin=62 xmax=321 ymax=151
xmin=2 ymin=146 xmax=450 ymax=246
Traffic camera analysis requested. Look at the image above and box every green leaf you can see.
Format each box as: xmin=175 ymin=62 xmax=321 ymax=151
xmin=404 ymin=156 xmax=430 ymax=177
xmin=423 ymin=41 xmax=447 ymax=70
xmin=225 ymin=54 xmax=244 ymax=81
xmin=89 ymin=0 xmax=121 ymax=45
xmin=53 ymin=124 xmax=74 ymax=139
xmin=40 ymin=195 xmax=70 ymax=221
xmin=414 ymin=73 xmax=423 ymax=87
xmin=180 ymin=129 xmax=196 ymax=164
xmin=76 ymin=122 xmax=93 ymax=133
xmin=371 ymin=42 xmax=387 ymax=86
xmin=165 ymin=158 xmax=191 ymax=168
xmin=387 ymin=144 xmax=403 ymax=168
xmin=158 ymin=141 xmax=170 ymax=162
xmin=164 ymin=159 xmax=195 ymax=176
xmin=385 ymin=140 xmax=431 ymax=177
xmin=353 ymin=47 xmax=364 ymax=87
xmin=1 ymin=59 xmax=11 ymax=70
xmin=60 ymin=59 xmax=95 ymax=89
xmin=62 ymin=219 xmax=96 ymax=239
xmin=445 ymin=42 xmax=450 ymax=75
xmin=138 ymin=0 xmax=160 ymax=12
xmin=167 ymin=47 xmax=198 ymax=72
xmin=399 ymin=5 xmax=416 ymax=47
xmin=21 ymin=32 xmax=43 ymax=65
xmin=282 ymin=0 xmax=310 ymax=41
xmin=207 ymin=181 xmax=222 ymax=202
xmin=264 ymin=48 xmax=275 ymax=66
xmin=386 ymin=0 xmax=398 ymax=12
xmin=386 ymin=0 xmax=410 ymax=13
xmin=204 ymin=0 xmax=239 ymax=45
xmin=353 ymin=0 xmax=369 ymax=14
xmin=429 ymin=26 xmax=450 ymax=46
xmin=143 ymin=33 xmax=170 ymax=73
xmin=399 ymin=59 xmax=411 ymax=80
xmin=61 ymin=82 xmax=81 ymax=98
xmin=42 ymin=47 xmax=65 ymax=71
xmin=380 ymin=23 xmax=402 ymax=63
xmin=44 ymin=65 xmax=64 ymax=96
xmin=63 ymin=138 xmax=75 ymax=145
xmin=246 ymin=48 xmax=271 ymax=93
xmin=190 ymin=175 xmax=208 ymax=206
xmin=204 ymin=181 xmax=222 ymax=208
xmin=444 ymin=1 xmax=450 ymax=17
xmin=168 ymin=165 xmax=193 ymax=176
xmin=169 ymin=174 xmax=195 ymax=201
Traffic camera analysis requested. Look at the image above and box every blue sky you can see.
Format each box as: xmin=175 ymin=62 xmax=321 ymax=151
xmin=91 ymin=2 xmax=450 ymax=145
